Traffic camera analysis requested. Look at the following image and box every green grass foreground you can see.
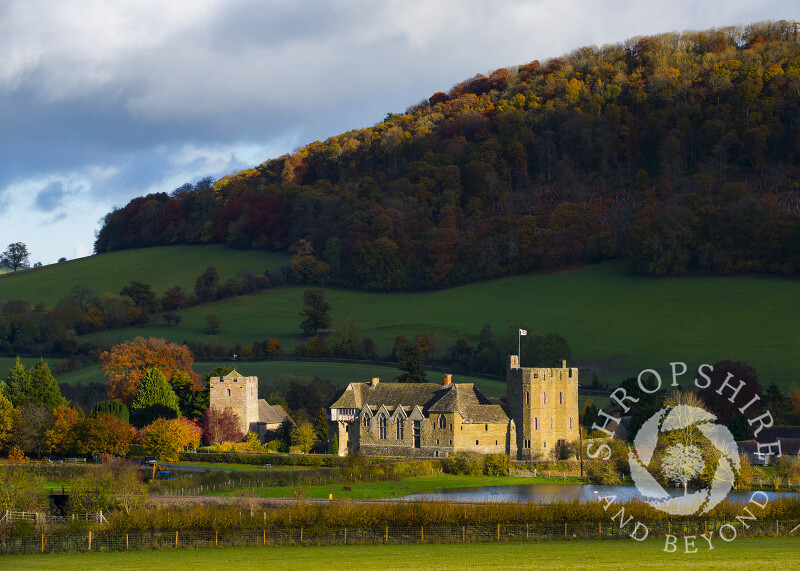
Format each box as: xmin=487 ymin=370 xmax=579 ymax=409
xmin=209 ymin=474 xmax=583 ymax=499
xmin=4 ymin=538 xmax=799 ymax=570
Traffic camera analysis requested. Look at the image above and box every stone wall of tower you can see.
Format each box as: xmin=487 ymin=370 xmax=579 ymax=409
xmin=209 ymin=373 xmax=260 ymax=436
xmin=507 ymin=356 xmax=579 ymax=460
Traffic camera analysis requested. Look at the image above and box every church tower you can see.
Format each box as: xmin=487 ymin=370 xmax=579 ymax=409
xmin=507 ymin=355 xmax=579 ymax=460
xmin=209 ymin=370 xmax=259 ymax=436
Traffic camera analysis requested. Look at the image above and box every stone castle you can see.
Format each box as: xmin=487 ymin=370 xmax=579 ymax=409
xmin=328 ymin=355 xmax=579 ymax=459
xmin=209 ymin=370 xmax=293 ymax=441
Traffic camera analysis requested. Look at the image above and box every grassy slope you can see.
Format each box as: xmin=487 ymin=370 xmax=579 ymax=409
xmin=0 ymin=245 xmax=287 ymax=307
xmin=4 ymin=539 xmax=799 ymax=570
xmin=83 ymin=260 xmax=800 ymax=389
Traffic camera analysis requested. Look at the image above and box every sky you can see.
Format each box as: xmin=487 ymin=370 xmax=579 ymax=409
xmin=0 ymin=1 xmax=795 ymax=265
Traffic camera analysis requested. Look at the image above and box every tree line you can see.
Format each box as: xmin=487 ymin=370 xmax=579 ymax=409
xmin=95 ymin=21 xmax=800 ymax=289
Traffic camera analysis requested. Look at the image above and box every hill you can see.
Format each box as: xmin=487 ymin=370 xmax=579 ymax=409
xmin=73 ymin=259 xmax=799 ymax=391
xmin=0 ymin=245 xmax=287 ymax=308
xmin=95 ymin=21 xmax=800 ymax=291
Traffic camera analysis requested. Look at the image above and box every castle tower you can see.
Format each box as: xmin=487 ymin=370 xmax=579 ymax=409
xmin=506 ymin=355 xmax=579 ymax=460
xmin=209 ymin=370 xmax=259 ymax=436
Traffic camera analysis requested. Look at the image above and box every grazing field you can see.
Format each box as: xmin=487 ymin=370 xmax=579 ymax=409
xmin=3 ymin=538 xmax=798 ymax=570
xmin=0 ymin=245 xmax=287 ymax=307
xmin=207 ymin=474 xmax=581 ymax=500
xmin=5 ymin=246 xmax=800 ymax=389
xmin=81 ymin=260 xmax=800 ymax=389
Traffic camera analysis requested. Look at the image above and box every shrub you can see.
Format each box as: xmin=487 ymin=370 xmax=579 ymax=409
xmin=442 ymin=452 xmax=484 ymax=475
xmin=483 ymin=454 xmax=509 ymax=476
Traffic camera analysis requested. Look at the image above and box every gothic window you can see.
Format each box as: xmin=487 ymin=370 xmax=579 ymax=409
xmin=396 ymin=417 xmax=404 ymax=440
xmin=439 ymin=415 xmax=447 ymax=429
xmin=362 ymin=415 xmax=369 ymax=429
xmin=379 ymin=416 xmax=387 ymax=440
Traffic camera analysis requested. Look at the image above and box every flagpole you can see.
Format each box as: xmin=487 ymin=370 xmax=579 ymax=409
xmin=518 ymin=330 xmax=521 ymax=367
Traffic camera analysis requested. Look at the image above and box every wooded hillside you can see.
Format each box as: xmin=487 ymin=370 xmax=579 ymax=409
xmin=95 ymin=21 xmax=800 ymax=290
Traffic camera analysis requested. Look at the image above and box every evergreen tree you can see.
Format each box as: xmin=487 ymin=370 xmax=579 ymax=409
xmin=396 ymin=344 xmax=427 ymax=383
xmin=727 ymin=412 xmax=754 ymax=441
xmin=6 ymin=358 xmax=66 ymax=410
xmin=312 ymin=407 xmax=329 ymax=445
xmin=764 ymin=383 xmax=792 ymax=425
xmin=130 ymin=368 xmax=181 ymax=428
xmin=299 ymin=288 xmax=332 ymax=335
xmin=93 ymin=400 xmax=130 ymax=423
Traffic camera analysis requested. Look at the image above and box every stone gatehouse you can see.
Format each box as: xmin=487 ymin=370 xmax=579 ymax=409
xmin=328 ymin=355 xmax=579 ymax=459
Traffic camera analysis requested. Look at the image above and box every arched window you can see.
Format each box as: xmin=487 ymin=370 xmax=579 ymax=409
xmin=362 ymin=415 xmax=370 ymax=429
xmin=439 ymin=415 xmax=447 ymax=429
xmin=379 ymin=416 xmax=387 ymax=440
xmin=396 ymin=417 xmax=404 ymax=440
xmin=226 ymin=389 xmax=231 ymax=397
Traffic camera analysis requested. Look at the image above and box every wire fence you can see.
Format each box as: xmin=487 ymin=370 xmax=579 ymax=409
xmin=2 ymin=519 xmax=798 ymax=554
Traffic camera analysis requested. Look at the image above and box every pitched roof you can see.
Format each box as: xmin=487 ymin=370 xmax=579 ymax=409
xmin=330 ymin=381 xmax=508 ymax=424
xmin=258 ymin=400 xmax=294 ymax=426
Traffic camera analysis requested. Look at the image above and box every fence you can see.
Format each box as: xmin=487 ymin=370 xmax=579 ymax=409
xmin=0 ymin=511 xmax=107 ymax=525
xmin=1 ymin=520 xmax=798 ymax=554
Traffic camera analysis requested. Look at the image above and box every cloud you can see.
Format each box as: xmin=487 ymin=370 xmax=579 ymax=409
xmin=34 ymin=181 xmax=67 ymax=212
xmin=0 ymin=0 xmax=794 ymax=264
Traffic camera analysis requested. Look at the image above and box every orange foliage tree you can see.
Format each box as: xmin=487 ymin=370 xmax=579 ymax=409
xmin=100 ymin=337 xmax=199 ymax=406
xmin=45 ymin=405 xmax=84 ymax=454
xmin=76 ymin=412 xmax=134 ymax=457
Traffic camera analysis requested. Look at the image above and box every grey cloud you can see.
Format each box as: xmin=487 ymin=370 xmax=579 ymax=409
xmin=35 ymin=181 xmax=66 ymax=212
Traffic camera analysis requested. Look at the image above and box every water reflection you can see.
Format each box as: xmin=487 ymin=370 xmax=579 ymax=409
xmin=399 ymin=484 xmax=799 ymax=504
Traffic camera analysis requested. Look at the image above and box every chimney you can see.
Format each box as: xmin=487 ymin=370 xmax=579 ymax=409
xmin=371 ymin=378 xmax=379 ymax=388
xmin=443 ymin=374 xmax=452 ymax=386
xmin=562 ymin=360 xmax=567 ymax=368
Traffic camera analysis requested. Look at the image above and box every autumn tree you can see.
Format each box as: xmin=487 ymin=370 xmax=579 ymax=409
xmin=1 ymin=242 xmax=30 ymax=272
xmin=289 ymin=238 xmax=330 ymax=284
xmin=76 ymin=412 xmax=134 ymax=457
xmin=130 ymin=368 xmax=181 ymax=428
xmin=141 ymin=417 xmax=199 ymax=461
xmin=206 ymin=314 xmax=221 ymax=334
xmin=201 ymin=406 xmax=243 ymax=445
xmin=13 ymin=404 xmax=53 ymax=457
xmin=45 ymin=405 xmax=84 ymax=455
xmin=101 ymin=337 xmax=199 ymax=406
xmin=291 ymin=419 xmax=317 ymax=453
xmin=0 ymin=394 xmax=16 ymax=450
xmin=299 ymin=288 xmax=332 ymax=335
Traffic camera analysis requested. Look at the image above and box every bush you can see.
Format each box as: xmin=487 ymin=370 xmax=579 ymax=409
xmin=483 ymin=454 xmax=509 ymax=476
xmin=442 ymin=452 xmax=484 ymax=475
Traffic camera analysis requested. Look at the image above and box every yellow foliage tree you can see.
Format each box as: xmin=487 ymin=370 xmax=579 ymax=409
xmin=46 ymin=405 xmax=84 ymax=454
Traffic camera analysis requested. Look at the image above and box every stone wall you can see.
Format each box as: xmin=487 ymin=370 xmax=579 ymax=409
xmin=209 ymin=373 xmax=259 ymax=436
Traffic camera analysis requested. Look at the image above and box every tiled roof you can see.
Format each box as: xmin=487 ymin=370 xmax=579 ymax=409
xmin=330 ymin=381 xmax=508 ymax=424
xmin=258 ymin=400 xmax=294 ymax=425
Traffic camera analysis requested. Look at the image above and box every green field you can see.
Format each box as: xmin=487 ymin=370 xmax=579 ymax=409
xmin=210 ymin=474 xmax=582 ymax=500
xmin=82 ymin=260 xmax=800 ymax=389
xmin=0 ymin=245 xmax=287 ymax=307
xmin=4 ymin=538 xmax=798 ymax=570
xmin=4 ymin=246 xmax=800 ymax=390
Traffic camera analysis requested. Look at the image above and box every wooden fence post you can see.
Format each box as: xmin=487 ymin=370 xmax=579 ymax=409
xmin=421 ymin=525 xmax=424 ymax=542
xmin=126 ymin=534 xmax=129 ymax=550
xmin=497 ymin=523 xmax=500 ymax=541
xmin=263 ymin=529 xmax=266 ymax=546
xmin=175 ymin=530 xmax=178 ymax=548
xmin=526 ymin=523 xmax=529 ymax=540
xmin=344 ymin=528 xmax=347 ymax=545
xmin=41 ymin=533 xmax=44 ymax=553
xmin=88 ymin=530 xmax=92 ymax=551
xmin=300 ymin=527 xmax=303 ymax=543
xmin=385 ymin=526 xmax=388 ymax=544
xmin=564 ymin=522 xmax=567 ymax=539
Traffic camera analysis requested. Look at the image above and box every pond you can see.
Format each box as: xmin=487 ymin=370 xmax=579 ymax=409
xmin=398 ymin=484 xmax=799 ymax=504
